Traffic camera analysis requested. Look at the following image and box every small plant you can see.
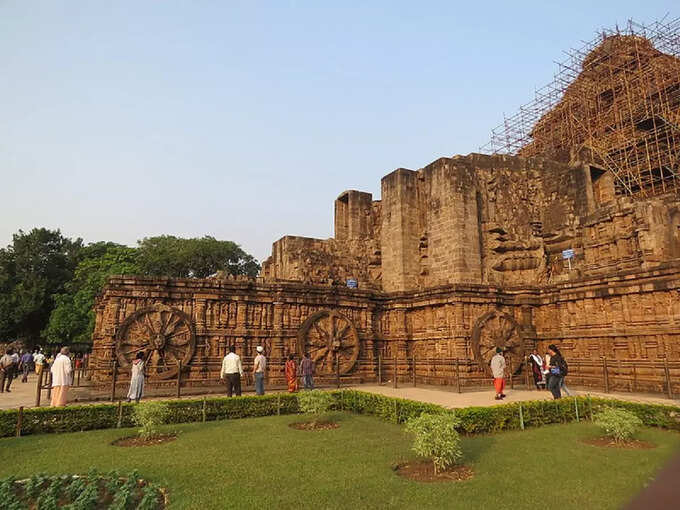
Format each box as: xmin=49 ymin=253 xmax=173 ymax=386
xmin=297 ymin=390 xmax=335 ymax=425
xmin=405 ymin=413 xmax=463 ymax=474
xmin=134 ymin=401 xmax=170 ymax=439
xmin=594 ymin=407 xmax=643 ymax=443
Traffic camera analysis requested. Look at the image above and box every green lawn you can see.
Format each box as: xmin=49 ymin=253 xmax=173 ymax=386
xmin=1 ymin=413 xmax=679 ymax=509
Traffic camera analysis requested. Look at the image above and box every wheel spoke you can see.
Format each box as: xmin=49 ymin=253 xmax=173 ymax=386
xmin=164 ymin=315 xmax=182 ymax=336
xmin=313 ymin=323 xmax=329 ymax=342
xmin=335 ymin=323 xmax=350 ymax=341
xmin=144 ymin=314 xmax=157 ymax=336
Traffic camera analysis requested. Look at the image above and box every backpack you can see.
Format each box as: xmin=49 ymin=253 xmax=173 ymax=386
xmin=558 ymin=357 xmax=568 ymax=377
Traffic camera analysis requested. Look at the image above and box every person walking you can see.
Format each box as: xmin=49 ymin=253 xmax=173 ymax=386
xmin=528 ymin=349 xmax=544 ymax=390
xmin=126 ymin=352 xmax=145 ymax=403
xmin=253 ymin=346 xmax=267 ymax=396
xmin=0 ymin=348 xmax=17 ymax=392
xmin=490 ymin=347 xmax=506 ymax=400
xmin=50 ymin=347 xmax=73 ymax=407
xmin=285 ymin=353 xmax=298 ymax=393
xmin=33 ymin=350 xmax=45 ymax=375
xmin=19 ymin=350 xmax=33 ymax=383
xmin=220 ymin=345 xmax=244 ymax=397
xmin=300 ymin=352 xmax=315 ymax=390
xmin=547 ymin=344 xmax=567 ymax=399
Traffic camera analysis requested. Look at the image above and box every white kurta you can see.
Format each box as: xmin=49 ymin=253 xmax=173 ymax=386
xmin=51 ymin=354 xmax=72 ymax=387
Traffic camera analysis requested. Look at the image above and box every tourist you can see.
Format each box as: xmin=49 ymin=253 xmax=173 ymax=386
xmin=10 ymin=350 xmax=20 ymax=379
xmin=0 ymin=348 xmax=17 ymax=392
xmin=19 ymin=350 xmax=33 ymax=383
xmin=126 ymin=352 xmax=145 ymax=403
xmin=490 ymin=347 xmax=506 ymax=400
xmin=253 ymin=346 xmax=267 ymax=396
xmin=547 ymin=344 xmax=567 ymax=399
xmin=285 ymin=353 xmax=298 ymax=393
xmin=300 ymin=352 xmax=315 ymax=390
xmin=50 ymin=347 xmax=73 ymax=407
xmin=543 ymin=350 xmax=552 ymax=391
xmin=220 ymin=345 xmax=244 ymax=397
xmin=34 ymin=349 xmax=45 ymax=374
xmin=528 ymin=349 xmax=544 ymax=390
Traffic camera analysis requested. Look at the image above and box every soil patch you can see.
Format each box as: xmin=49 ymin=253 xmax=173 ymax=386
xmin=582 ymin=437 xmax=655 ymax=449
xmin=289 ymin=421 xmax=340 ymax=431
xmin=394 ymin=461 xmax=474 ymax=482
xmin=112 ymin=434 xmax=177 ymax=447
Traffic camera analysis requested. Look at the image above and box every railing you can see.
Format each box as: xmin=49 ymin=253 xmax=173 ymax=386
xmin=34 ymin=354 xmax=679 ymax=407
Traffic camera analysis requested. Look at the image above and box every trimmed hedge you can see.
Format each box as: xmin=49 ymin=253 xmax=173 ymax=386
xmin=0 ymin=394 xmax=299 ymax=438
xmin=0 ymin=390 xmax=677 ymax=438
xmin=336 ymin=390 xmax=680 ymax=434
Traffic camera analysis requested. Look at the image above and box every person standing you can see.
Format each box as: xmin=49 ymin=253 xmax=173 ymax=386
xmin=10 ymin=350 xmax=20 ymax=380
xmin=126 ymin=352 xmax=145 ymax=403
xmin=0 ymin=349 xmax=16 ymax=392
xmin=300 ymin=352 xmax=315 ymax=390
xmin=285 ymin=353 xmax=298 ymax=393
xmin=547 ymin=344 xmax=567 ymax=399
xmin=50 ymin=347 xmax=73 ymax=407
xmin=543 ymin=350 xmax=552 ymax=391
xmin=253 ymin=346 xmax=267 ymax=396
xmin=490 ymin=347 xmax=506 ymax=400
xmin=528 ymin=349 xmax=544 ymax=390
xmin=34 ymin=350 xmax=45 ymax=375
xmin=19 ymin=350 xmax=33 ymax=383
xmin=220 ymin=345 xmax=244 ymax=397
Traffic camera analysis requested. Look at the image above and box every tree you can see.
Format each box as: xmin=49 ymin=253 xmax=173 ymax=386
xmin=0 ymin=229 xmax=82 ymax=344
xmin=137 ymin=235 xmax=260 ymax=278
xmin=44 ymin=244 xmax=140 ymax=345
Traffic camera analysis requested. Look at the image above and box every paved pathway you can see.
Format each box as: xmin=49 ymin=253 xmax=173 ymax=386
xmin=346 ymin=384 xmax=680 ymax=408
xmin=3 ymin=374 xmax=677 ymax=410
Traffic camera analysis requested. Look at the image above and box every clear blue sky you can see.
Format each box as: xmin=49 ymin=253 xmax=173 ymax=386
xmin=0 ymin=1 xmax=674 ymax=261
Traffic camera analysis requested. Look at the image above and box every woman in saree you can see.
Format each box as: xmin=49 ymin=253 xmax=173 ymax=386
xmin=126 ymin=351 xmax=145 ymax=403
xmin=285 ymin=353 xmax=298 ymax=393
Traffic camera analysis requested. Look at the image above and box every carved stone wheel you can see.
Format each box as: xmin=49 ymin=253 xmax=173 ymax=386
xmin=116 ymin=304 xmax=196 ymax=379
xmin=471 ymin=310 xmax=524 ymax=376
xmin=297 ymin=310 xmax=360 ymax=375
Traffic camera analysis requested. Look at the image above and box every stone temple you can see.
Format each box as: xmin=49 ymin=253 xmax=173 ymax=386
xmin=90 ymin=19 xmax=680 ymax=394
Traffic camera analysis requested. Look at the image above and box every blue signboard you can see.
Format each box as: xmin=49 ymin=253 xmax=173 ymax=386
xmin=346 ymin=279 xmax=358 ymax=289
xmin=562 ymin=249 xmax=575 ymax=259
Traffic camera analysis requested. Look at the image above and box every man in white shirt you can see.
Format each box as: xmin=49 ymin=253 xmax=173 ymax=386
xmin=253 ymin=346 xmax=267 ymax=396
xmin=50 ymin=346 xmax=73 ymax=407
xmin=490 ymin=347 xmax=506 ymax=401
xmin=0 ymin=348 xmax=17 ymax=392
xmin=33 ymin=350 xmax=45 ymax=374
xmin=220 ymin=345 xmax=244 ymax=397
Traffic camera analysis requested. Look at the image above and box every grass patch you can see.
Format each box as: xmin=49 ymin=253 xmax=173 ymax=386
xmin=1 ymin=414 xmax=679 ymax=509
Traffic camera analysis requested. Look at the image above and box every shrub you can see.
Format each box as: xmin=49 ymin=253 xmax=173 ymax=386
xmin=0 ymin=471 xmax=164 ymax=509
xmin=298 ymin=390 xmax=334 ymax=415
xmin=405 ymin=413 xmax=463 ymax=474
xmin=594 ymin=407 xmax=643 ymax=443
xmin=297 ymin=390 xmax=335 ymax=425
xmin=134 ymin=402 xmax=170 ymax=439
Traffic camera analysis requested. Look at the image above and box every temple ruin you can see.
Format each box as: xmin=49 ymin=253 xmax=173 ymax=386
xmin=90 ymin=18 xmax=680 ymax=394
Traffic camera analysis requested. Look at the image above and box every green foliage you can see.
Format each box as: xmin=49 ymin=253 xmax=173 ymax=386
xmin=134 ymin=402 xmax=170 ymax=439
xmin=0 ymin=391 xmax=677 ymax=440
xmin=44 ymin=244 xmax=140 ymax=345
xmin=0 ymin=471 xmax=163 ymax=510
xmin=336 ymin=391 xmax=680 ymax=434
xmin=594 ymin=407 xmax=643 ymax=442
xmin=405 ymin=413 xmax=463 ymax=473
xmin=136 ymin=235 xmax=260 ymax=278
xmin=0 ymin=228 xmax=83 ymax=343
xmin=298 ymin=390 xmax=335 ymax=415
